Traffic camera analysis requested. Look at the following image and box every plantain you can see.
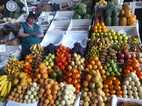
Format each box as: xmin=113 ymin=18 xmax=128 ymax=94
xmin=0 ymin=81 xmax=8 ymax=97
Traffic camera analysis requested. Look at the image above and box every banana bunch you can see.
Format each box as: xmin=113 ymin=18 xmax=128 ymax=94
xmin=30 ymin=44 xmax=44 ymax=55
xmin=0 ymin=75 xmax=12 ymax=98
xmin=5 ymin=56 xmax=24 ymax=75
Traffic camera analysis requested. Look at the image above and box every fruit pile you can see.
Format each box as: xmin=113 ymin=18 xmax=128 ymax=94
xmin=23 ymin=55 xmax=33 ymax=74
xmin=123 ymin=57 xmax=142 ymax=80
xmin=55 ymin=45 xmax=71 ymax=70
xmin=34 ymin=63 xmax=48 ymax=83
xmin=39 ymin=79 xmax=60 ymax=106
xmin=56 ymin=83 xmax=76 ymax=106
xmin=85 ymin=56 xmax=106 ymax=80
xmin=100 ymin=47 xmax=117 ymax=63
xmin=8 ymin=85 xmax=27 ymax=103
xmin=0 ymin=20 xmax=142 ymax=106
xmin=49 ymin=66 xmax=63 ymax=82
xmin=30 ymin=44 xmax=44 ymax=70
xmin=68 ymin=53 xmax=85 ymax=71
xmin=119 ymin=4 xmax=136 ymax=26
xmin=123 ymin=73 xmax=142 ymax=99
xmin=64 ymin=68 xmax=81 ymax=93
xmin=90 ymin=27 xmax=128 ymax=51
xmin=23 ymin=82 xmax=39 ymax=103
xmin=5 ymin=56 xmax=24 ymax=75
xmin=13 ymin=72 xmax=32 ymax=87
xmin=103 ymin=77 xmax=123 ymax=97
xmin=81 ymin=69 xmax=106 ymax=106
xmin=105 ymin=60 xmax=121 ymax=76
xmin=116 ymin=48 xmax=130 ymax=64
xmin=30 ymin=44 xmax=44 ymax=56
xmin=43 ymin=53 xmax=55 ymax=71
xmin=92 ymin=22 xmax=108 ymax=32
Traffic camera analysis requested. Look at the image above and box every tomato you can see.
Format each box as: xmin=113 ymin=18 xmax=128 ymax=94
xmin=72 ymin=79 xmax=78 ymax=85
xmin=114 ymin=80 xmax=120 ymax=86
xmin=68 ymin=72 xmax=72 ymax=77
xmin=67 ymin=77 xmax=72 ymax=84
xmin=75 ymin=83 xmax=80 ymax=90
xmin=123 ymin=69 xmax=130 ymax=75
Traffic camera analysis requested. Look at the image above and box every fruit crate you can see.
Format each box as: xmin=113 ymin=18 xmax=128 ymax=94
xmin=6 ymin=100 xmax=38 ymax=106
xmin=37 ymin=12 xmax=55 ymax=25
xmin=0 ymin=102 xmax=6 ymax=106
xmin=107 ymin=21 xmax=141 ymax=42
xmin=68 ymin=19 xmax=91 ymax=31
xmin=40 ymin=31 xmax=64 ymax=47
xmin=48 ymin=20 xmax=70 ymax=31
xmin=111 ymin=96 xmax=142 ymax=106
xmin=74 ymin=93 xmax=81 ymax=106
xmin=54 ymin=11 xmax=74 ymax=20
xmin=61 ymin=31 xmax=88 ymax=48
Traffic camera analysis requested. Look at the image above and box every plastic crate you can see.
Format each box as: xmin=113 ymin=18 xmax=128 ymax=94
xmin=48 ymin=20 xmax=70 ymax=31
xmin=6 ymin=100 xmax=38 ymax=106
xmin=40 ymin=31 xmax=64 ymax=47
xmin=54 ymin=11 xmax=74 ymax=20
xmin=38 ymin=12 xmax=55 ymax=25
xmin=111 ymin=96 xmax=142 ymax=106
xmin=61 ymin=31 xmax=88 ymax=48
xmin=68 ymin=19 xmax=91 ymax=31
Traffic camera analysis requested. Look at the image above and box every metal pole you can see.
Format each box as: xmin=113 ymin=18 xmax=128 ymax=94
xmin=24 ymin=0 xmax=29 ymax=15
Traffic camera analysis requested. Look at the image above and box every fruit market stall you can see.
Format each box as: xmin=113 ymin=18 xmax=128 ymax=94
xmin=0 ymin=19 xmax=141 ymax=106
xmin=0 ymin=1 xmax=142 ymax=106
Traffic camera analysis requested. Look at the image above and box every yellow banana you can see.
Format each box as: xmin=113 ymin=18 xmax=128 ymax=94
xmin=0 ymin=81 xmax=8 ymax=97
xmin=0 ymin=82 xmax=5 ymax=92
xmin=7 ymin=81 xmax=11 ymax=94
xmin=0 ymin=77 xmax=8 ymax=85
xmin=0 ymin=75 xmax=7 ymax=82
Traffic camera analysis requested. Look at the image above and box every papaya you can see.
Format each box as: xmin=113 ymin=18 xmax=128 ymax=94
xmin=105 ymin=16 xmax=112 ymax=26
xmin=112 ymin=16 xmax=119 ymax=26
xmin=122 ymin=4 xmax=130 ymax=12
xmin=119 ymin=16 xmax=127 ymax=26
xmin=127 ymin=15 xmax=136 ymax=25
xmin=119 ymin=10 xmax=125 ymax=17
xmin=125 ymin=10 xmax=132 ymax=18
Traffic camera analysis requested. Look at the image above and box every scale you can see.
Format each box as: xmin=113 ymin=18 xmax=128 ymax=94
xmin=6 ymin=0 xmax=18 ymax=12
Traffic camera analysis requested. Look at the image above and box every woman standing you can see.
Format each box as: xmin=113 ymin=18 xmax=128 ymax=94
xmin=18 ymin=13 xmax=43 ymax=58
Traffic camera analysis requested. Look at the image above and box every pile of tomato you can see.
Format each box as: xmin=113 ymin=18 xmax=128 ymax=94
xmin=55 ymin=45 xmax=71 ymax=70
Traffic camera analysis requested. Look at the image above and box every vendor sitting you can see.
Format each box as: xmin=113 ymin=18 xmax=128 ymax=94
xmin=18 ymin=12 xmax=43 ymax=58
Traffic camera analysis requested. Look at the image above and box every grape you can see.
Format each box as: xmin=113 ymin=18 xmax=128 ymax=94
xmin=44 ymin=44 xmax=57 ymax=56
xmin=72 ymin=42 xmax=86 ymax=56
